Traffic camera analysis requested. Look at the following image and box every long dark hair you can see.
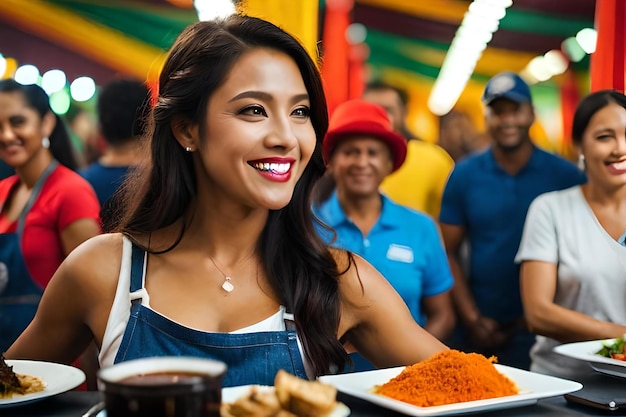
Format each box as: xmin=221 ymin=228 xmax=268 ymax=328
xmin=0 ymin=79 xmax=78 ymax=170
xmin=572 ymin=90 xmax=626 ymax=146
xmin=113 ymin=15 xmax=349 ymax=376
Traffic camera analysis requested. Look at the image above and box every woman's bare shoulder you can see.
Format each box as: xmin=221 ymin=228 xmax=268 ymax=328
xmin=66 ymin=232 xmax=125 ymax=260
xmin=57 ymin=232 xmax=126 ymax=287
xmin=329 ymin=248 xmax=389 ymax=301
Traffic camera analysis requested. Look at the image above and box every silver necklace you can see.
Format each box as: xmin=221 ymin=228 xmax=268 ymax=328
xmin=208 ymin=255 xmax=234 ymax=292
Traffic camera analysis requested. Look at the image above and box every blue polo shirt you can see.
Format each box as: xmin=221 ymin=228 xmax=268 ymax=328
xmin=314 ymin=192 xmax=453 ymax=326
xmin=439 ymin=146 xmax=586 ymax=323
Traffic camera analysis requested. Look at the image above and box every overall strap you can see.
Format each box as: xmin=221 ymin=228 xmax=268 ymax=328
xmin=17 ymin=160 xmax=59 ymax=243
xmin=283 ymin=310 xmax=297 ymax=332
xmin=129 ymin=243 xmax=149 ymax=305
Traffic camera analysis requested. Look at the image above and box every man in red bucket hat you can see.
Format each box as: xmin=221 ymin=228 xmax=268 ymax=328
xmin=313 ymin=99 xmax=455 ymax=371
xmin=321 ymin=99 xmax=407 ymax=171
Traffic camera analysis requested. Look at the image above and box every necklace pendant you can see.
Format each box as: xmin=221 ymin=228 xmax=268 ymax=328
xmin=222 ymin=276 xmax=234 ymax=293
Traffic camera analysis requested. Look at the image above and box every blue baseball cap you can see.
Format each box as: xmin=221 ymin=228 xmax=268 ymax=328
xmin=482 ymin=72 xmax=532 ymax=105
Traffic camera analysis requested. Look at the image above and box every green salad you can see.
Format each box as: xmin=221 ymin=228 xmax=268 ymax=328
xmin=596 ymin=337 xmax=626 ymax=360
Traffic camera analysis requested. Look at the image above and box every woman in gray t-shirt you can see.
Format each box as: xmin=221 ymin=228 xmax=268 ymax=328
xmin=516 ymin=90 xmax=626 ymax=381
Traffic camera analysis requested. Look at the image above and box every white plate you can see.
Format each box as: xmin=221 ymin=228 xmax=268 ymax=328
xmin=0 ymin=360 xmax=86 ymax=408
xmin=554 ymin=338 xmax=626 ymax=377
xmin=319 ymin=364 xmax=582 ymax=416
xmin=222 ymin=385 xmax=351 ymax=417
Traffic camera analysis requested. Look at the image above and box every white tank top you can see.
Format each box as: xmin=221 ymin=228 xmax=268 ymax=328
xmin=99 ymin=237 xmax=311 ymax=377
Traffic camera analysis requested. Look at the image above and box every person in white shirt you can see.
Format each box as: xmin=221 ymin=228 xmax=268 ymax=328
xmin=516 ymin=90 xmax=626 ymax=380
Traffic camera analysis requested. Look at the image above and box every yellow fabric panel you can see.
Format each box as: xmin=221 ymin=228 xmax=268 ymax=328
xmin=0 ymin=0 xmax=166 ymax=82
xmin=164 ymin=0 xmax=193 ymax=7
xmin=239 ymin=0 xmax=320 ymax=61
xmin=380 ymin=140 xmax=454 ymax=219
xmin=356 ymin=0 xmax=466 ymax=24
xmin=1 ymin=58 xmax=18 ymax=80
xmin=370 ymin=67 xmax=440 ymax=143
xmin=386 ymin=40 xmax=536 ymax=78
xmin=475 ymin=48 xmax=537 ymax=75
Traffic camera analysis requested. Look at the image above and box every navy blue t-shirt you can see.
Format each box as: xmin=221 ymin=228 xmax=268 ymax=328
xmin=79 ymin=162 xmax=131 ymax=206
xmin=439 ymin=146 xmax=586 ymax=323
xmin=0 ymin=160 xmax=14 ymax=180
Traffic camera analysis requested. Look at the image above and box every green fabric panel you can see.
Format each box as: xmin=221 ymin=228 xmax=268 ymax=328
xmin=44 ymin=0 xmax=198 ymax=50
xmin=498 ymin=9 xmax=592 ymax=37
xmin=366 ymin=28 xmax=590 ymax=81
xmin=368 ymin=47 xmax=494 ymax=84
xmin=367 ymin=48 xmax=441 ymax=79
xmin=530 ymin=81 xmax=560 ymax=105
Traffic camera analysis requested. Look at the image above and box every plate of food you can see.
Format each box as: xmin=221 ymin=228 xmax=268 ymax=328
xmin=554 ymin=338 xmax=626 ymax=378
xmin=0 ymin=357 xmax=86 ymax=408
xmin=221 ymin=370 xmax=350 ymax=417
xmin=319 ymin=350 xmax=582 ymax=416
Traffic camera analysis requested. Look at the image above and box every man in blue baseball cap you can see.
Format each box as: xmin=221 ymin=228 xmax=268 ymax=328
xmin=480 ymin=71 xmax=535 ymax=152
xmin=439 ymin=71 xmax=586 ymax=370
xmin=482 ymin=71 xmax=533 ymax=105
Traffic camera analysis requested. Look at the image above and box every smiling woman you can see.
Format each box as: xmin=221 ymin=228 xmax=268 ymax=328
xmin=0 ymin=80 xmax=100 ymax=352
xmin=186 ymin=47 xmax=316 ymax=205
xmin=516 ymin=90 xmax=626 ymax=381
xmin=5 ymin=14 xmax=447 ymax=388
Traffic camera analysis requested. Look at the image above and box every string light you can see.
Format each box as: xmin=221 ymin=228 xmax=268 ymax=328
xmin=194 ymin=0 xmax=236 ymax=21
xmin=522 ymin=27 xmax=596 ymax=85
xmin=428 ymin=0 xmax=512 ymax=116
xmin=41 ymin=69 xmax=67 ymax=94
xmin=576 ymin=28 xmax=597 ymax=54
xmin=0 ymin=55 xmax=6 ymax=79
xmin=14 ymin=64 xmax=40 ymax=85
xmin=70 ymin=76 xmax=96 ymax=102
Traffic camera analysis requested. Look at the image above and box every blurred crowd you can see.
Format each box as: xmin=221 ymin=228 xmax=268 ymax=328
xmin=1 ymin=15 xmax=625 ymax=388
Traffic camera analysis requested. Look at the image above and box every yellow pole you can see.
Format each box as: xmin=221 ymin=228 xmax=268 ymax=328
xmin=238 ymin=0 xmax=320 ymax=61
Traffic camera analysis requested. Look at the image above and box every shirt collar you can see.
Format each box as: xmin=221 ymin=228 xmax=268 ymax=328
xmin=319 ymin=191 xmax=404 ymax=229
xmin=318 ymin=191 xmax=349 ymax=228
xmin=484 ymin=144 xmax=539 ymax=173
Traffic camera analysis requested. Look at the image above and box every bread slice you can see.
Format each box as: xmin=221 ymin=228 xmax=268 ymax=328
xmin=274 ymin=370 xmax=337 ymax=417
xmin=221 ymin=385 xmax=289 ymax=417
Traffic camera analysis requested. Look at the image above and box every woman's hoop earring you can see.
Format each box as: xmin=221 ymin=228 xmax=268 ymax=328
xmin=42 ymin=137 xmax=50 ymax=149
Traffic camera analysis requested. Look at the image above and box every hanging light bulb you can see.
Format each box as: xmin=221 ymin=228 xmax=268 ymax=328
xmin=194 ymin=0 xmax=236 ymax=21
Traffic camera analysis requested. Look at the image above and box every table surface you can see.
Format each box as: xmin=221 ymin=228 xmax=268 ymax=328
xmin=3 ymin=374 xmax=626 ymax=417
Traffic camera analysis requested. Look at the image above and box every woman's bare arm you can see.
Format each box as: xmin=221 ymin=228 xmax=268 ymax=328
xmin=60 ymin=218 xmax=101 ymax=256
xmin=5 ymin=234 xmax=122 ymax=363
xmin=521 ymin=260 xmax=626 ymax=343
xmin=337 ymin=252 xmax=448 ymax=368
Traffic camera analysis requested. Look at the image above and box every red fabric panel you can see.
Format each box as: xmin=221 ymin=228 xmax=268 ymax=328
xmin=321 ymin=0 xmax=353 ymax=116
xmin=560 ymin=69 xmax=579 ymax=155
xmin=591 ymin=0 xmax=625 ymax=92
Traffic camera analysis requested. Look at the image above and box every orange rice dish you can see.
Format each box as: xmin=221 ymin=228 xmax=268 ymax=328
xmin=375 ymin=350 xmax=519 ymax=407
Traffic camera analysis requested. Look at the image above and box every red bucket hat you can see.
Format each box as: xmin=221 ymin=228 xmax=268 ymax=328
xmin=322 ymin=99 xmax=407 ymax=172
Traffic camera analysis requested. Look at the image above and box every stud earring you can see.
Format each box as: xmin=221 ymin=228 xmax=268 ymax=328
xmin=42 ymin=137 xmax=50 ymax=149
xmin=185 ymin=146 xmax=193 ymax=152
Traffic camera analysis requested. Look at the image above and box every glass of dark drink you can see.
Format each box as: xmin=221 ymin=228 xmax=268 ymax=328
xmin=97 ymin=357 xmax=227 ymax=417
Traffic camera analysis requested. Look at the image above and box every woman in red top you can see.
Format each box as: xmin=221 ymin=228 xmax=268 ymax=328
xmin=0 ymin=79 xmax=100 ymax=352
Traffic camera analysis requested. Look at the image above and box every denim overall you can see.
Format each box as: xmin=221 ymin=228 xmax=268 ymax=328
xmin=114 ymin=243 xmax=308 ymax=387
xmin=0 ymin=161 xmax=58 ymax=352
